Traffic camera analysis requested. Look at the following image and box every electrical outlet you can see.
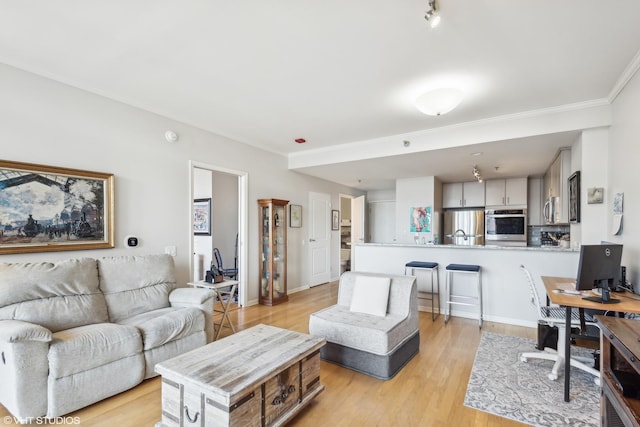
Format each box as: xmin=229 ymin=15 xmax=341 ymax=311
xmin=165 ymin=246 xmax=176 ymax=257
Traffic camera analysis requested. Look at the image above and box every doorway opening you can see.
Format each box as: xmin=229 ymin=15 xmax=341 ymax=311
xmin=339 ymin=194 xmax=353 ymax=274
xmin=189 ymin=161 xmax=248 ymax=307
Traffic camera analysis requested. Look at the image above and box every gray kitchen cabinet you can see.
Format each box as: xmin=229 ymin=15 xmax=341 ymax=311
xmin=443 ymin=181 xmax=485 ymax=208
xmin=485 ymin=178 xmax=528 ymax=207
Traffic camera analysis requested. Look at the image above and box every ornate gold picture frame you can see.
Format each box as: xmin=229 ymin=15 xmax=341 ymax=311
xmin=0 ymin=160 xmax=114 ymax=254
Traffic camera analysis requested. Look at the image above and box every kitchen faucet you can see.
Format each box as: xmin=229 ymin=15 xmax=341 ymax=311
xmin=455 ymin=229 xmax=468 ymax=240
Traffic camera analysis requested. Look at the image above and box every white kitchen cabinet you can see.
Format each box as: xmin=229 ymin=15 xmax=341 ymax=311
xmin=485 ymin=180 xmax=505 ymax=206
xmin=443 ymin=181 xmax=485 ymax=208
xmin=443 ymin=183 xmax=463 ymax=208
xmin=485 ymin=178 xmax=528 ymax=207
xmin=506 ymin=178 xmax=528 ymax=206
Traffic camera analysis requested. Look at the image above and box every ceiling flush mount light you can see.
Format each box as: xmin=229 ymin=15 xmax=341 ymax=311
xmin=425 ymin=0 xmax=441 ymax=28
xmin=415 ymin=88 xmax=464 ymax=116
xmin=473 ymin=165 xmax=482 ymax=183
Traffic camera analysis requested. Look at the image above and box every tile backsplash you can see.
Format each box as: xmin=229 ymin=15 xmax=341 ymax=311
xmin=528 ymin=225 xmax=570 ymax=247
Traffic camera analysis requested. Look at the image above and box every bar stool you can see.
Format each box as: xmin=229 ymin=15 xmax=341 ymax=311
xmin=444 ymin=263 xmax=482 ymax=328
xmin=405 ymin=261 xmax=440 ymax=320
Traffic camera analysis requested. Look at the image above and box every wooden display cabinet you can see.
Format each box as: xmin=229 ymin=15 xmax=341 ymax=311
xmin=597 ymin=316 xmax=640 ymax=427
xmin=258 ymin=198 xmax=289 ymax=306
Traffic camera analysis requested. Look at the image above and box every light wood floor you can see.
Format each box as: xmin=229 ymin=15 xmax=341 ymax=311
xmin=0 ymin=281 xmax=536 ymax=426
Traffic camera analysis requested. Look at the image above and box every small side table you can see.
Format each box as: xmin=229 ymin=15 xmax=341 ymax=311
xmin=188 ymin=280 xmax=238 ymax=340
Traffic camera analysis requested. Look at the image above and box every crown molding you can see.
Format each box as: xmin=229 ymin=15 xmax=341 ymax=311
xmin=608 ymin=47 xmax=640 ymax=103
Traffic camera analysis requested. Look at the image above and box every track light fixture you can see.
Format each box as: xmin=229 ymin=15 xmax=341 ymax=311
xmin=425 ymin=0 xmax=441 ymax=28
xmin=473 ymin=165 xmax=482 ymax=183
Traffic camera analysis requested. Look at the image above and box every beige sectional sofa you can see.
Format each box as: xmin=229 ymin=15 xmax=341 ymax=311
xmin=0 ymin=254 xmax=215 ymax=423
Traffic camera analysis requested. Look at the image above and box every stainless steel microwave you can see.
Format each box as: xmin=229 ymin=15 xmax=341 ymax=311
xmin=485 ymin=209 xmax=527 ymax=244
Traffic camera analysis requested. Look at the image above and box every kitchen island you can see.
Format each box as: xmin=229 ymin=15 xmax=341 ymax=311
xmin=353 ymin=243 xmax=579 ymax=327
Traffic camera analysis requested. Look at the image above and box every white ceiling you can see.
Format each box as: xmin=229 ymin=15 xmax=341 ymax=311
xmin=1 ymin=1 xmax=639 ymax=190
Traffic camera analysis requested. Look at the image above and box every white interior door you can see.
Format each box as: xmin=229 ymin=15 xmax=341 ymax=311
xmin=351 ymin=195 xmax=365 ymax=269
xmin=308 ymin=192 xmax=331 ymax=287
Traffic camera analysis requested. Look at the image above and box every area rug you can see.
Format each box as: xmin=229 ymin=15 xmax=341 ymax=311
xmin=464 ymin=332 xmax=599 ymax=427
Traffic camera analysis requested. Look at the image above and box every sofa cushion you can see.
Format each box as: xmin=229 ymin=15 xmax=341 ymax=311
xmin=118 ymin=307 xmax=204 ymax=350
xmin=48 ymin=323 xmax=142 ymax=379
xmin=349 ymin=275 xmax=390 ymax=317
xmin=97 ymin=254 xmax=176 ymax=322
xmin=0 ymin=258 xmax=109 ymax=332
xmin=309 ymin=304 xmax=414 ymax=355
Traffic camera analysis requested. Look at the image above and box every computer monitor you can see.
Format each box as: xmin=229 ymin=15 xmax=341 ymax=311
xmin=576 ymin=243 xmax=623 ymax=304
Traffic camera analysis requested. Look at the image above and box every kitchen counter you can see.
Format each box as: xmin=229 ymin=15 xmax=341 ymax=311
xmin=356 ymin=242 xmax=577 ymax=252
xmin=352 ymin=242 xmax=580 ymax=328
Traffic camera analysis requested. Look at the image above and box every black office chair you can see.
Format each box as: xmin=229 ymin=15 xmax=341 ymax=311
xmin=213 ymin=247 xmax=238 ymax=302
xmin=213 ymin=247 xmax=238 ymax=280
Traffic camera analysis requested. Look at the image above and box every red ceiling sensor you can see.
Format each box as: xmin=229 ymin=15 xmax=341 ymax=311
xmin=295 ymin=138 xmax=306 ymax=144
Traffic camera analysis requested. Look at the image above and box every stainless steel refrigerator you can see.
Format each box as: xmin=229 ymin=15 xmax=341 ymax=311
xmin=443 ymin=209 xmax=485 ymax=246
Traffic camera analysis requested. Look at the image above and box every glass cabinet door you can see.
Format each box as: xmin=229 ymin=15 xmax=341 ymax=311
xmin=258 ymin=199 xmax=288 ymax=305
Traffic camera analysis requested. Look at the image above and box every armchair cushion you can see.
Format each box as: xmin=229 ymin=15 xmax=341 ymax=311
xmin=349 ymin=275 xmax=390 ymax=317
xmin=311 ymin=305 xmax=408 ymax=355
xmin=0 ymin=258 xmax=109 ymax=332
xmin=97 ymin=254 xmax=175 ymax=322
xmin=118 ymin=307 xmax=204 ymax=351
xmin=48 ymin=323 xmax=141 ymax=379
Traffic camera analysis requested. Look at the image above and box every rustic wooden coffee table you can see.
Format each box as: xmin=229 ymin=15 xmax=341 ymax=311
xmin=155 ymin=324 xmax=326 ymax=427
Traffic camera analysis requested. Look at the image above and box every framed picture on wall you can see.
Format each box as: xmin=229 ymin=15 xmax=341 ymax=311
xmin=0 ymin=159 xmax=114 ymax=254
xmin=193 ymin=198 xmax=211 ymax=235
xmin=332 ymin=210 xmax=340 ymax=230
xmin=289 ymin=204 xmax=302 ymax=228
xmin=568 ymin=171 xmax=580 ymax=223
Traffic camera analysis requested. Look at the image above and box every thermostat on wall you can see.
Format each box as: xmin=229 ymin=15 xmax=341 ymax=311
xmin=125 ymin=235 xmax=139 ymax=248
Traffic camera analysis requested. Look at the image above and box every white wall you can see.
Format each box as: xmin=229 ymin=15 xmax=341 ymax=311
xmin=572 ymin=128 xmax=609 ymax=245
xmin=367 ymin=189 xmax=396 ymax=202
xmin=0 ymin=64 xmax=363 ymax=304
xmin=395 ymin=176 xmax=438 ymax=244
xmin=609 ymin=67 xmax=640 ymax=291
xmin=365 ymin=189 xmax=396 ymax=244
xmin=212 ymin=171 xmax=238 ymax=273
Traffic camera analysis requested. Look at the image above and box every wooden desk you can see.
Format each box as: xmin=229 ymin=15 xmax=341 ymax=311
xmin=542 ymin=276 xmax=640 ymax=402
xmin=189 ymin=280 xmax=238 ymax=340
xmin=596 ymin=316 xmax=640 ymax=426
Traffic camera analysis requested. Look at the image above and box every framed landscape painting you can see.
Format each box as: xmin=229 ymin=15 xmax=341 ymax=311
xmin=0 ymin=160 xmax=114 ymax=254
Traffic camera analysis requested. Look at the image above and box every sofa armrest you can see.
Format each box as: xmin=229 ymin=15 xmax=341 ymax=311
xmin=169 ymin=288 xmax=216 ymax=343
xmin=0 ymin=320 xmax=52 ymax=343
xmin=0 ymin=320 xmax=51 ymax=421
xmin=169 ymin=287 xmax=215 ymax=306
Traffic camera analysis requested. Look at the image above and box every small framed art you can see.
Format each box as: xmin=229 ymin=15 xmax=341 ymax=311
xmin=289 ymin=204 xmax=302 ymax=228
xmin=568 ymin=171 xmax=580 ymax=223
xmin=193 ymin=198 xmax=211 ymax=235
